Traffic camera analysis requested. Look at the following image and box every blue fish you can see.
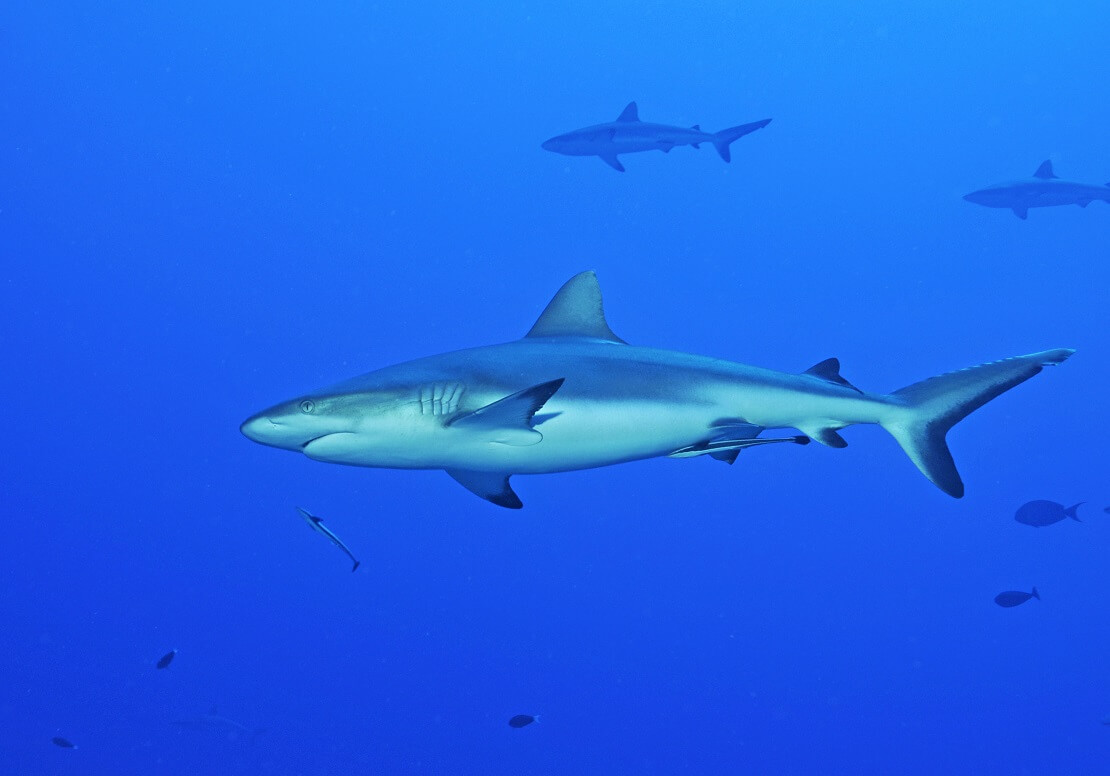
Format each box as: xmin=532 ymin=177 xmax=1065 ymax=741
xmin=994 ymin=588 xmax=1040 ymax=608
xmin=542 ymin=102 xmax=771 ymax=172
xmin=964 ymin=160 xmax=1110 ymax=219
xmin=1014 ymin=500 xmax=1083 ymax=527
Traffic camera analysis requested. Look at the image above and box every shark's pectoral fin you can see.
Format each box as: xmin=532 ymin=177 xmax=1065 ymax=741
xmin=1012 ymin=206 xmax=1028 ymax=220
xmin=447 ymin=379 xmax=564 ymax=446
xmin=447 ymin=470 xmax=522 ymax=509
xmin=658 ymin=141 xmax=674 ymax=153
xmin=599 ymin=153 xmax=625 ymax=172
xmin=803 ymin=357 xmax=863 ymax=393
xmin=1077 ymin=199 xmax=1091 ymax=208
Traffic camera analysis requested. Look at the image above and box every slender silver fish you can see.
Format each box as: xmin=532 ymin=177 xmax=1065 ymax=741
xmin=297 ymin=507 xmax=361 ymax=572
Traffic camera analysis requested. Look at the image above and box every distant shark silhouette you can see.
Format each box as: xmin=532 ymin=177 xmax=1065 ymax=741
xmin=541 ymin=102 xmax=771 ymax=172
xmin=963 ymin=160 xmax=1110 ymax=219
xmin=173 ymin=707 xmax=264 ymax=743
xmin=240 ymin=273 xmax=1073 ymax=508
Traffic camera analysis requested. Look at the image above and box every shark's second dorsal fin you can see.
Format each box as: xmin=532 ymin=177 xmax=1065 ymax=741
xmin=1033 ymin=160 xmax=1058 ymax=179
xmin=525 ymin=271 xmax=627 ymax=343
xmin=616 ymin=102 xmax=639 ymax=122
xmin=804 ymin=358 xmax=862 ymax=393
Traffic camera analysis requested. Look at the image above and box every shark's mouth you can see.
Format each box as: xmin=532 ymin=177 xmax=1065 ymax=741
xmin=301 ymin=432 xmax=357 ymax=459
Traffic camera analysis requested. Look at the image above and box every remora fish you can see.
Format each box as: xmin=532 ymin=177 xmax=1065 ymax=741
xmin=963 ymin=160 xmax=1110 ymax=219
xmin=541 ymin=101 xmax=771 ymax=172
xmin=240 ymin=272 xmax=1074 ymax=509
xmin=296 ymin=507 xmax=361 ymax=572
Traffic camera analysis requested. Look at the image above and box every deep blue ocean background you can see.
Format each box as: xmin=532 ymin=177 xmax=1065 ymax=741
xmin=3 ymin=2 xmax=1108 ymax=773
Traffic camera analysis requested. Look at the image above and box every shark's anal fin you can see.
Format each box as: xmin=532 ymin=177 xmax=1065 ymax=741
xmin=1033 ymin=160 xmax=1058 ymax=179
xmin=800 ymin=426 xmax=848 ymax=448
xmin=447 ymin=379 xmax=564 ymax=446
xmin=803 ymin=357 xmax=863 ymax=393
xmin=446 ymin=470 xmax=523 ymax=509
xmin=616 ymin=102 xmax=639 ymax=122
xmin=1013 ymin=206 xmax=1028 ymax=220
xmin=525 ymin=271 xmax=627 ymax=343
xmin=599 ymin=153 xmax=625 ymax=172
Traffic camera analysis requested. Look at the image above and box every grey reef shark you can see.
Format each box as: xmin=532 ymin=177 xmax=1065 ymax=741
xmin=241 ymin=272 xmax=1074 ymax=509
xmin=963 ymin=160 xmax=1110 ymax=219
xmin=541 ymin=102 xmax=771 ymax=172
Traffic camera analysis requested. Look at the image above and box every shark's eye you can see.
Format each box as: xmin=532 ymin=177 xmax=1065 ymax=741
xmin=299 ymin=400 xmax=315 ymax=414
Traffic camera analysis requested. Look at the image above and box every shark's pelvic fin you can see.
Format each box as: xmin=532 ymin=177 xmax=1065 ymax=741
xmin=803 ymin=358 xmax=862 ymax=393
xmin=616 ymin=102 xmax=639 ymax=122
xmin=447 ymin=470 xmax=523 ymax=509
xmin=447 ymin=379 xmax=564 ymax=445
xmin=1033 ymin=160 xmax=1058 ymax=179
xmin=525 ymin=271 xmax=627 ymax=343
xmin=1012 ymin=206 xmax=1028 ymax=220
xmin=882 ymin=349 xmax=1075 ymax=498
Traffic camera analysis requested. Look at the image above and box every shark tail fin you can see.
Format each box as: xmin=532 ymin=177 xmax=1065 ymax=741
xmin=1031 ymin=586 xmax=1040 ymax=600
xmin=1065 ymin=502 xmax=1084 ymax=522
xmin=711 ymin=119 xmax=771 ymax=162
xmin=880 ymin=350 xmax=1074 ymax=498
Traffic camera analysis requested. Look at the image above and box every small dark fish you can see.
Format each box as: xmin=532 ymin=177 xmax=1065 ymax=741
xmin=1015 ymin=500 xmax=1083 ymax=527
xmin=156 ymin=649 xmax=177 ymax=669
xmin=995 ymin=588 xmax=1040 ymax=608
xmin=297 ymin=507 xmax=361 ymax=572
xmin=508 ymin=714 xmax=537 ymax=728
xmin=1104 ymin=506 xmax=1110 ymax=515
xmin=51 ymin=736 xmax=76 ymax=749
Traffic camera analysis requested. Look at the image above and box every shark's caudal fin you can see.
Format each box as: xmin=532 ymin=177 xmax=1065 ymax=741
xmin=1064 ymin=502 xmax=1084 ymax=522
xmin=711 ymin=118 xmax=771 ymax=162
xmin=880 ymin=349 xmax=1074 ymax=498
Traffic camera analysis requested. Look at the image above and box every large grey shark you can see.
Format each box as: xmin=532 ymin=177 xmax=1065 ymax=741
xmin=241 ymin=272 xmax=1073 ymax=509
xmin=963 ymin=160 xmax=1110 ymax=219
xmin=541 ymin=102 xmax=771 ymax=172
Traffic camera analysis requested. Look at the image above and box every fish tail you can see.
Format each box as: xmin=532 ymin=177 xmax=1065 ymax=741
xmin=1031 ymin=586 xmax=1040 ymax=600
xmin=711 ymin=119 xmax=771 ymax=162
xmin=879 ymin=350 xmax=1074 ymax=497
xmin=1065 ymin=502 xmax=1084 ymax=521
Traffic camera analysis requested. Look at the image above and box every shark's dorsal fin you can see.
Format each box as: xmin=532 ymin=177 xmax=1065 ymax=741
xmin=446 ymin=470 xmax=523 ymax=509
xmin=525 ymin=271 xmax=627 ymax=343
xmin=1033 ymin=160 xmax=1058 ymax=179
xmin=616 ymin=102 xmax=639 ymax=122
xmin=690 ymin=124 xmax=700 ymax=130
xmin=803 ymin=358 xmax=862 ymax=393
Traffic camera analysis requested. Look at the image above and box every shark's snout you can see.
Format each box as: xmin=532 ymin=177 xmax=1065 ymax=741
xmin=240 ymin=413 xmax=277 ymax=444
xmin=541 ymin=137 xmax=557 ymax=152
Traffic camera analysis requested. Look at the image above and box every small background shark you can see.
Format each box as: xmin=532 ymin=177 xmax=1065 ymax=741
xmin=542 ymin=102 xmax=771 ymax=171
xmin=172 ymin=707 xmax=264 ymax=743
xmin=963 ymin=160 xmax=1110 ymax=219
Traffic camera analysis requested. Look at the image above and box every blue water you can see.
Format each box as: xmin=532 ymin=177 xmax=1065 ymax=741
xmin=3 ymin=2 xmax=1108 ymax=773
